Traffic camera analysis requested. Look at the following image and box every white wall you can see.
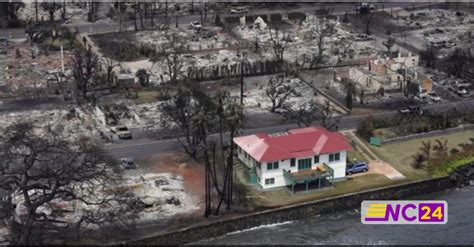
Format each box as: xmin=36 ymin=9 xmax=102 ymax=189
xmin=258 ymin=151 xmax=348 ymax=189
xmin=236 ymin=147 xmax=348 ymax=189
xmin=237 ymin=147 xmax=253 ymax=169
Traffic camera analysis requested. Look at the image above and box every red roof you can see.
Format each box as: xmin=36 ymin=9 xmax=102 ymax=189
xmin=233 ymin=126 xmax=352 ymax=162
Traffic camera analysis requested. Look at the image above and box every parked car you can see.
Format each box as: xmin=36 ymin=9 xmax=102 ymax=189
xmin=456 ymin=86 xmax=470 ymax=97
xmin=346 ymin=160 xmax=368 ymax=175
xmin=400 ymin=105 xmax=423 ymax=115
xmin=190 ymin=21 xmax=202 ymax=29
xmin=355 ymin=34 xmax=374 ymax=41
xmin=121 ymin=158 xmax=137 ymax=169
xmin=229 ymin=6 xmax=248 ymax=14
xmin=414 ymin=93 xmax=428 ymax=103
xmin=427 ymin=92 xmax=442 ymax=102
xmin=111 ymin=125 xmax=132 ymax=139
xmin=443 ymin=41 xmax=456 ymax=49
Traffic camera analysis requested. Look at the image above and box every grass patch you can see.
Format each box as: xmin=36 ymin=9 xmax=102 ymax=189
xmin=248 ymin=174 xmax=399 ymax=208
xmin=431 ymin=155 xmax=474 ymax=178
xmin=235 ymin=160 xmax=398 ymax=208
xmin=129 ymin=90 xmax=162 ymax=104
xmin=368 ymin=130 xmax=474 ymax=181
xmin=348 ymin=135 xmax=376 ymax=160
xmin=48 ymin=38 xmax=81 ymax=51
xmin=372 ymin=127 xmax=398 ymax=140
xmin=347 ymin=149 xmax=366 ymax=163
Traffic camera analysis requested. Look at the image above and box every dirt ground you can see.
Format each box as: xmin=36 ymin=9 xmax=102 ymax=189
xmin=132 ymin=152 xmax=206 ymax=211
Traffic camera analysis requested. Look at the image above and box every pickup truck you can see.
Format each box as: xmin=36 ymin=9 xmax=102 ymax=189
xmin=110 ymin=125 xmax=132 ymax=139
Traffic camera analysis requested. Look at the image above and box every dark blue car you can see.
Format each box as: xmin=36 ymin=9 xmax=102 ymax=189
xmin=346 ymin=160 xmax=369 ymax=175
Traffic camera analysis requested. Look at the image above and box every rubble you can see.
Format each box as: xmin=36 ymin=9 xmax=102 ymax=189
xmin=4 ymin=42 xmax=74 ymax=96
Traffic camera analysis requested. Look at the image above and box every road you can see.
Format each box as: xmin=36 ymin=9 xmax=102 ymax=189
xmin=1 ymin=2 xmax=428 ymax=40
xmin=105 ymin=99 xmax=474 ymax=159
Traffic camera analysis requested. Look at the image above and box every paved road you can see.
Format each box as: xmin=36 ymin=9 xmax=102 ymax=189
xmin=1 ymin=2 xmax=428 ymax=39
xmin=105 ymin=99 xmax=474 ymax=159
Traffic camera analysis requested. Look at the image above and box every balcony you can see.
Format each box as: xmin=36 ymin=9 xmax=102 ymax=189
xmin=283 ymin=163 xmax=334 ymax=195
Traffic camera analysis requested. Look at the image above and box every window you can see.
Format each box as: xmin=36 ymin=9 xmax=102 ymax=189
xmin=329 ymin=152 xmax=340 ymax=162
xmin=256 ymin=162 xmax=261 ymax=170
xmin=265 ymin=178 xmax=275 ymax=185
xmin=267 ymin=161 xmax=279 ymax=170
xmin=314 ymin=155 xmax=319 ymax=164
xmin=290 ymin=158 xmax=296 ymax=167
xmin=298 ymin=158 xmax=312 ymax=170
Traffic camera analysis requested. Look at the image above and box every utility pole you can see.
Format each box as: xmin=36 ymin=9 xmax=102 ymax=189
xmin=35 ymin=1 xmax=38 ymax=22
xmin=240 ymin=62 xmax=244 ymax=105
xmin=118 ymin=1 xmax=122 ymax=32
xmin=60 ymin=45 xmax=64 ymax=73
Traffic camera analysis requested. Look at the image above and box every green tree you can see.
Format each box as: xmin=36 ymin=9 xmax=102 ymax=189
xmin=135 ymin=69 xmax=150 ymax=87
xmin=345 ymin=83 xmax=353 ymax=110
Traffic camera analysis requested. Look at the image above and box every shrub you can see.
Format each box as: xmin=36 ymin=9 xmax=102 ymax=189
xmin=270 ymin=13 xmax=282 ymax=23
xmin=287 ymin=12 xmax=306 ymax=22
xmin=357 ymin=116 xmax=375 ymax=141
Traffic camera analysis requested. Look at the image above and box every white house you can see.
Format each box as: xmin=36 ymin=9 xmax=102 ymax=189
xmin=233 ymin=126 xmax=352 ymax=190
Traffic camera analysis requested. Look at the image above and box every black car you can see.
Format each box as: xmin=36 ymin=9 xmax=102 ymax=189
xmin=400 ymin=105 xmax=423 ymax=115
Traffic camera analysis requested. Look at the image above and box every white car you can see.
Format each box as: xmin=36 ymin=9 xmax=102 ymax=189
xmin=415 ymin=93 xmax=428 ymax=102
xmin=229 ymin=7 xmax=248 ymax=14
xmin=190 ymin=21 xmax=202 ymax=29
xmin=456 ymin=87 xmax=470 ymax=97
xmin=427 ymin=92 xmax=441 ymax=102
xmin=121 ymin=158 xmax=137 ymax=169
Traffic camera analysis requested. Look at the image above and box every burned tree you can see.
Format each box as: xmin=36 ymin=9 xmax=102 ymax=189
xmin=382 ymin=36 xmax=396 ymax=57
xmin=25 ymin=23 xmax=50 ymax=45
xmin=103 ymin=58 xmax=119 ymax=87
xmin=282 ymin=100 xmax=322 ymax=127
xmin=72 ymin=49 xmax=101 ymax=100
xmin=0 ymin=122 xmax=136 ymax=245
xmin=268 ymin=28 xmax=290 ymax=67
xmin=152 ymin=34 xmax=186 ymax=85
xmin=310 ymin=18 xmax=337 ymax=66
xmin=40 ymin=2 xmax=62 ymax=22
xmin=265 ymin=75 xmax=297 ymax=113
xmin=159 ymin=81 xmax=216 ymax=158
xmin=282 ymin=99 xmax=341 ymax=130
xmin=320 ymin=100 xmax=341 ymax=131
xmin=420 ymin=42 xmax=438 ymax=69
xmin=136 ymin=69 xmax=150 ymax=87
xmin=446 ymin=48 xmax=474 ymax=80
xmin=5 ymin=2 xmax=25 ymax=22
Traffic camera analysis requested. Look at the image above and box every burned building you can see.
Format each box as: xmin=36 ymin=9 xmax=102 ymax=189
xmin=349 ymin=52 xmax=431 ymax=95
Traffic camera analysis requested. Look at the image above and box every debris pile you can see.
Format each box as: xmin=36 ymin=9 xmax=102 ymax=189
xmin=4 ymin=42 xmax=73 ymax=96
xmin=124 ymin=173 xmax=198 ymax=219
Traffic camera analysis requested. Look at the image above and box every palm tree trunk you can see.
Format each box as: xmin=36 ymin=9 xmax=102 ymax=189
xmin=139 ymin=2 xmax=143 ymax=29
xmin=35 ymin=1 xmax=38 ymax=22
xmin=151 ymin=3 xmax=155 ymax=27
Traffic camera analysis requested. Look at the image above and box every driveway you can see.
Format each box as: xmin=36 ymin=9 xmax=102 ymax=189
xmin=343 ymin=130 xmax=406 ymax=180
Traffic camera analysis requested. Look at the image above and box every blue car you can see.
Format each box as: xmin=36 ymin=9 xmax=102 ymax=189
xmin=346 ymin=160 xmax=369 ymax=175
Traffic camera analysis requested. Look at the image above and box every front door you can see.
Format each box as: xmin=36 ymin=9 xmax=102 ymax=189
xmin=298 ymin=158 xmax=312 ymax=170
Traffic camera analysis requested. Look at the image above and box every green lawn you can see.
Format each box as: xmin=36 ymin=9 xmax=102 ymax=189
xmin=249 ymin=174 xmax=399 ymax=208
xmin=347 ymin=149 xmax=367 ymax=163
xmin=235 ymin=162 xmax=399 ymax=208
xmin=369 ymin=130 xmax=474 ymax=181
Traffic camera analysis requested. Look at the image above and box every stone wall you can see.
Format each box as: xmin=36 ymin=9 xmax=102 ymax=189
xmin=126 ymin=176 xmax=453 ymax=245
xmin=381 ymin=124 xmax=474 ymax=145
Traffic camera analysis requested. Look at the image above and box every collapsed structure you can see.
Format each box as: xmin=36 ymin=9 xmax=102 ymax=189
xmin=349 ymin=52 xmax=432 ymax=95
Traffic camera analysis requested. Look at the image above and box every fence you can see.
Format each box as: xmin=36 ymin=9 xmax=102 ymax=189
xmin=381 ymin=124 xmax=474 ymax=145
